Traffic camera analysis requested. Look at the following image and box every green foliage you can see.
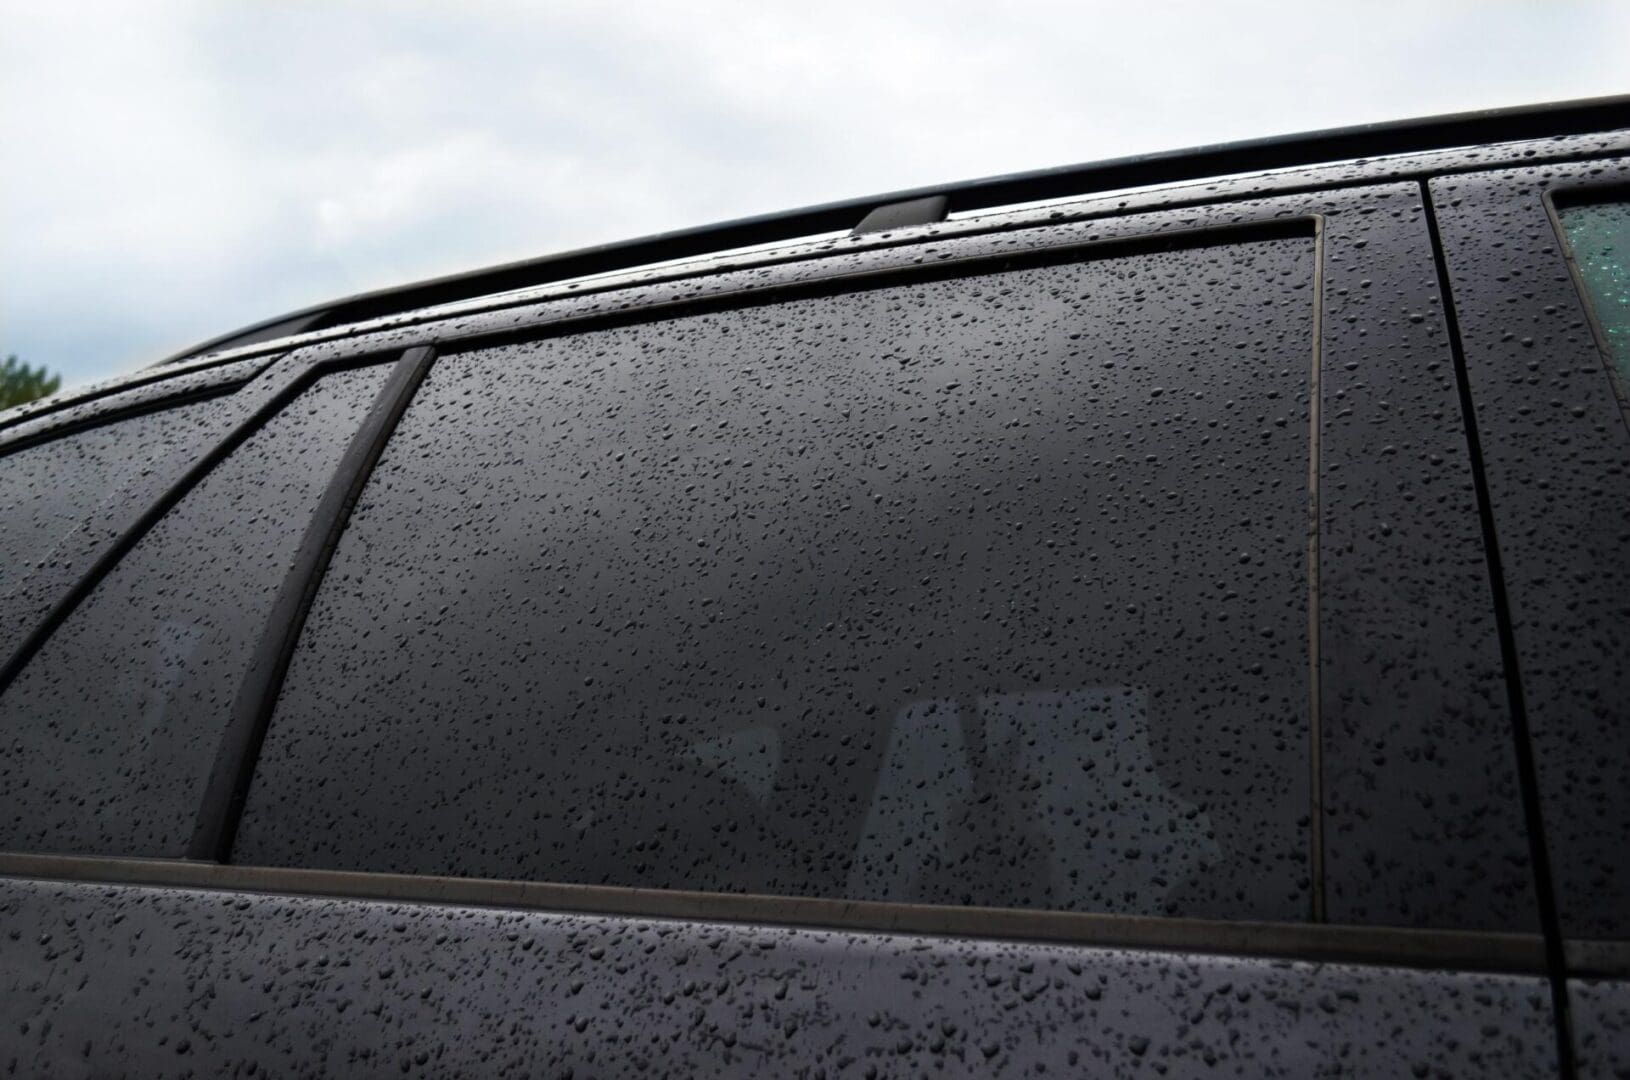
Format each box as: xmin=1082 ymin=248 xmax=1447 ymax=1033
xmin=0 ymin=354 xmax=62 ymax=410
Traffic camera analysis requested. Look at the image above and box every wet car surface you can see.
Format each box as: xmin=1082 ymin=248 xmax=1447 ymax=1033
xmin=3 ymin=98 xmax=1629 ymax=1076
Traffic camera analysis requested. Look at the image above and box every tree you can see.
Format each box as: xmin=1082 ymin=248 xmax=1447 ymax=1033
xmin=0 ymin=355 xmax=62 ymax=410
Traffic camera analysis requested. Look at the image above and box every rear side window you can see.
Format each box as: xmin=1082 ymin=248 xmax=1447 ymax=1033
xmin=0 ymin=402 xmax=222 ymax=606
xmin=0 ymin=364 xmax=392 ymax=857
xmin=1558 ymin=198 xmax=1630 ymax=381
xmin=238 ymin=235 xmax=1320 ymax=921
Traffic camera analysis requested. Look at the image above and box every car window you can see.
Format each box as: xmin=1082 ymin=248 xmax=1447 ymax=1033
xmin=1558 ymin=198 xmax=1630 ymax=382
xmin=0 ymin=401 xmax=224 ymax=613
xmin=237 ymin=236 xmax=1321 ymax=921
xmin=0 ymin=363 xmax=392 ymax=857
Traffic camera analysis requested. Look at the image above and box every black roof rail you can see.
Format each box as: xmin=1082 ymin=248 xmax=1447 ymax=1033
xmin=162 ymin=94 xmax=1630 ymax=366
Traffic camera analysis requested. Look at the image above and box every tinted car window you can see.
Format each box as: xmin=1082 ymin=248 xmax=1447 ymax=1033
xmin=1559 ymin=198 xmax=1630 ymax=381
xmin=0 ymin=364 xmax=392 ymax=856
xmin=0 ymin=401 xmax=223 ymax=612
xmin=241 ymin=238 xmax=1319 ymax=920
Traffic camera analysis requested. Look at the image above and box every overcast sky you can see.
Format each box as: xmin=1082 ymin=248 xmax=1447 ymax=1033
xmin=4 ymin=2 xmax=1627 ymax=389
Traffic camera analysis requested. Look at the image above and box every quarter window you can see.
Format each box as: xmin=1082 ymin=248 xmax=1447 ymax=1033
xmin=1558 ymin=198 xmax=1630 ymax=383
xmin=0 ymin=365 xmax=392 ymax=857
xmin=0 ymin=402 xmax=222 ymax=614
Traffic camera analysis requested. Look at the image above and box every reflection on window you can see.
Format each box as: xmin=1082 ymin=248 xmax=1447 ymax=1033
xmin=850 ymin=689 xmax=1220 ymax=914
xmin=0 ymin=400 xmax=221 ymax=600
xmin=1559 ymin=200 xmax=1630 ymax=382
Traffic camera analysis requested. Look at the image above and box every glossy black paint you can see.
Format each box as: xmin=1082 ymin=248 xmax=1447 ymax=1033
xmin=1428 ymin=158 xmax=1630 ymax=943
xmin=0 ymin=852 xmax=1556 ymax=972
xmin=1573 ymin=979 xmax=1630 ymax=1078
xmin=0 ymin=877 xmax=1559 ymax=1077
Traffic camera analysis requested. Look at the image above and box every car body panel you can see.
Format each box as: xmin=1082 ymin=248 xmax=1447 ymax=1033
xmin=0 ymin=876 xmax=1558 ymax=1077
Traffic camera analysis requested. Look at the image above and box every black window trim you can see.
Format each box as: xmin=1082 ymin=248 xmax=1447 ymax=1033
xmin=0 ymin=351 xmax=284 ymax=442
xmin=0 ymin=850 xmax=1569 ymax=976
xmin=0 ymin=353 xmax=279 ymax=462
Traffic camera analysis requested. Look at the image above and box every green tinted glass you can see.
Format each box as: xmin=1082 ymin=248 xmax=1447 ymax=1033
xmin=1559 ymin=200 xmax=1630 ymax=382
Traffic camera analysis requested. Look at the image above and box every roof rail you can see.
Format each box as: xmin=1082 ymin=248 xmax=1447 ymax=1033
xmin=162 ymin=94 xmax=1630 ymax=366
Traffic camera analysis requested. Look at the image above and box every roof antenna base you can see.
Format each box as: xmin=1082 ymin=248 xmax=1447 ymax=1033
xmin=852 ymin=195 xmax=950 ymax=235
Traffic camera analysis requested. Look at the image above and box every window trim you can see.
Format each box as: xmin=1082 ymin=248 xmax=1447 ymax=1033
xmin=0 ymin=353 xmax=281 ymax=447
xmin=419 ymin=215 xmax=1320 ymax=360
xmin=0 ymin=851 xmax=1556 ymax=976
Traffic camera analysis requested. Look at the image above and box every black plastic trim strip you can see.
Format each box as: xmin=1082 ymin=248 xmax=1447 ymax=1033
xmin=0 ymin=852 xmax=1552 ymax=975
xmin=428 ymin=217 xmax=1316 ymax=359
xmin=1422 ymin=179 xmax=1577 ymax=1077
xmin=1563 ymin=940 xmax=1630 ymax=979
xmin=0 ymin=352 xmax=283 ymax=438
xmin=188 ymin=346 xmax=439 ymax=862
xmin=1308 ymin=215 xmax=1326 ymax=923
xmin=0 ymin=382 xmax=238 ymax=462
xmin=159 ymin=96 xmax=1630 ymax=365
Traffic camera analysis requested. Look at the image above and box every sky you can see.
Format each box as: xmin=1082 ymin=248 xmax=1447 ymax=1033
xmin=3 ymin=2 xmax=1627 ymax=390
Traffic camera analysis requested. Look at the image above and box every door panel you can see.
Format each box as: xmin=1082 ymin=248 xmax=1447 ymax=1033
xmin=0 ymin=877 xmax=1558 ymax=1078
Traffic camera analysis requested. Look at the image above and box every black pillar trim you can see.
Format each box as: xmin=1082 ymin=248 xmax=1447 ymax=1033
xmin=1421 ymin=181 xmax=1575 ymax=1079
xmin=187 ymin=345 xmax=438 ymax=863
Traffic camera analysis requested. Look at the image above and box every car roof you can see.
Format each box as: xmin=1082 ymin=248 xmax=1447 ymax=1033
xmin=157 ymin=94 xmax=1630 ymax=366
xmin=5 ymin=94 xmax=1628 ymax=439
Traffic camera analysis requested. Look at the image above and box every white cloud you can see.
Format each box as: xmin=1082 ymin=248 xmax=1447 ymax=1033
xmin=3 ymin=0 xmax=1627 ymax=387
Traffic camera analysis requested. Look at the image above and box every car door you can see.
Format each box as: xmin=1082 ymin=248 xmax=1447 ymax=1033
xmin=2 ymin=179 xmax=1562 ymax=1076
xmin=1429 ymin=156 xmax=1630 ymax=1078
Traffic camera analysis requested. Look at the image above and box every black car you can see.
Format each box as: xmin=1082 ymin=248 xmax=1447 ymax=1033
xmin=3 ymin=97 xmax=1629 ymax=1077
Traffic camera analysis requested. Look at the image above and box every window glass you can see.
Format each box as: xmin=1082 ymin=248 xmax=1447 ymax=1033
xmin=0 ymin=364 xmax=392 ymax=856
xmin=238 ymin=238 xmax=1317 ymax=920
xmin=0 ymin=401 xmax=223 ymax=605
xmin=1559 ymin=199 xmax=1630 ymax=381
